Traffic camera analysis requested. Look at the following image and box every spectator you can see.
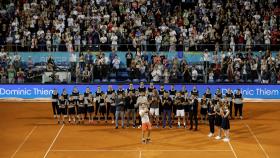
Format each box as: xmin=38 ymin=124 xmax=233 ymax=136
xmin=7 ymin=65 xmax=15 ymax=83
xmin=183 ymin=65 xmax=191 ymax=83
xmin=112 ymin=55 xmax=121 ymax=74
xmin=82 ymin=67 xmax=90 ymax=83
xmin=155 ymin=32 xmax=162 ymax=52
xmin=75 ymin=64 xmax=81 ymax=83
xmin=191 ymin=66 xmax=198 ymax=83
xmin=74 ymin=32 xmax=81 ymax=52
xmin=17 ymin=68 xmax=25 ymax=83
xmin=0 ymin=0 xmax=279 ymax=84
xmin=125 ymin=49 xmax=133 ymax=68
xmin=208 ymin=70 xmax=214 ymax=83
xmin=234 ymin=68 xmax=241 ymax=83
xmin=111 ymin=33 xmax=118 ymax=51
xmin=0 ymin=65 xmax=7 ymax=83
xmin=163 ymin=68 xmax=170 ymax=83
xmin=170 ymin=65 xmax=179 ymax=83
xmin=26 ymin=68 xmax=34 ymax=83
xmin=151 ymin=65 xmax=162 ymax=83
xmin=203 ymin=50 xmax=210 ymax=71
xmin=27 ymin=56 xmax=33 ymax=68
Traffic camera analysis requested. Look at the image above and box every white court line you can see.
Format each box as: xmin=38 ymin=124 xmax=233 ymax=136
xmin=43 ymin=124 xmax=64 ymax=158
xmin=10 ymin=126 xmax=37 ymax=158
xmin=245 ymin=123 xmax=270 ymax=158
xmin=51 ymin=149 xmax=231 ymax=152
xmin=227 ymin=141 xmax=238 ymax=158
xmin=139 ymin=150 xmax=141 ymax=158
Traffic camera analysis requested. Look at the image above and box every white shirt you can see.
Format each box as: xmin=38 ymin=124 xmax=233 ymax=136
xmin=203 ymin=52 xmax=209 ymax=61
xmin=70 ymin=53 xmax=77 ymax=62
xmin=155 ymin=35 xmax=162 ymax=43
xmin=192 ymin=69 xmax=198 ymax=80
xmin=136 ymin=96 xmax=148 ymax=107
xmin=151 ymin=69 xmax=161 ymax=82
xmin=169 ymin=30 xmax=177 ymax=36
xmin=159 ymin=25 xmax=168 ymax=32
xmin=139 ymin=109 xmax=150 ymax=123
xmin=111 ymin=35 xmax=118 ymax=44
xmin=112 ymin=58 xmax=120 ymax=69
xmin=67 ymin=17 xmax=74 ymax=27
xmin=100 ymin=36 xmax=107 ymax=43
xmin=244 ymin=1 xmax=250 ymax=10
xmin=37 ymin=30 xmax=44 ymax=37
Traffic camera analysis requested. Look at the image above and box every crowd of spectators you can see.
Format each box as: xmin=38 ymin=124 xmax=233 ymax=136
xmin=0 ymin=0 xmax=279 ymax=52
xmin=0 ymin=0 xmax=280 ymax=84
xmin=1 ymin=46 xmax=280 ymax=84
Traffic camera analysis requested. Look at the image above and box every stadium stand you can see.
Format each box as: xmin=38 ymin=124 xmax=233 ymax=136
xmin=0 ymin=0 xmax=279 ymax=84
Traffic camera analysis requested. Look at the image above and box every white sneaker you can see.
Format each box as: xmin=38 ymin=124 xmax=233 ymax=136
xmin=215 ymin=136 xmax=222 ymax=140
xmin=223 ymin=138 xmax=230 ymax=142
xmin=240 ymin=116 xmax=243 ymax=120
xmin=208 ymin=133 xmax=213 ymax=137
xmin=138 ymin=125 xmax=142 ymax=129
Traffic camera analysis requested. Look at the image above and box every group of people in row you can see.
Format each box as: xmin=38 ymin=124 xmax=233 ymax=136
xmin=52 ymin=83 xmax=244 ymax=142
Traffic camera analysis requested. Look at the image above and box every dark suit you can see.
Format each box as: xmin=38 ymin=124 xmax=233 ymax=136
xmin=189 ymin=98 xmax=198 ymax=130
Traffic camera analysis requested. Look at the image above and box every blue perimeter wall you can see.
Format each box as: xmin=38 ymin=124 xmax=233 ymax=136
xmin=0 ymin=84 xmax=279 ymax=99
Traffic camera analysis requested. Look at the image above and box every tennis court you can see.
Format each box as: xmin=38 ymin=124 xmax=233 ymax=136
xmin=0 ymin=101 xmax=279 ymax=158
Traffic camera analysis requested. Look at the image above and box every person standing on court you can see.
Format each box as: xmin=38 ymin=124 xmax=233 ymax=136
xmin=191 ymin=86 xmax=199 ymax=97
xmin=71 ymin=87 xmax=79 ymax=117
xmin=234 ymin=89 xmax=243 ymax=119
xmin=214 ymin=99 xmax=223 ymax=140
xmin=68 ymin=95 xmax=77 ymax=124
xmin=95 ymin=86 xmax=104 ymax=120
xmin=125 ymin=91 xmax=136 ymax=128
xmin=51 ymin=88 xmax=59 ymax=118
xmin=138 ymin=81 xmax=146 ymax=93
xmin=225 ymin=88 xmax=234 ymax=119
xmin=175 ymin=92 xmax=186 ymax=128
xmin=189 ymin=95 xmax=198 ymax=131
xmin=162 ymin=92 xmax=173 ymax=128
xmin=136 ymin=91 xmax=149 ymax=128
xmin=221 ymin=102 xmax=231 ymax=142
xmin=169 ymin=85 xmax=177 ymax=124
xmin=57 ymin=95 xmax=66 ymax=124
xmin=207 ymin=100 xmax=215 ymax=137
xmin=106 ymin=85 xmax=115 ymax=123
xmin=84 ymin=87 xmax=92 ymax=119
xmin=61 ymin=88 xmax=69 ymax=118
xmin=215 ymin=88 xmax=222 ymax=99
xmin=115 ymin=93 xmax=125 ymax=129
xmin=148 ymin=89 xmax=161 ymax=128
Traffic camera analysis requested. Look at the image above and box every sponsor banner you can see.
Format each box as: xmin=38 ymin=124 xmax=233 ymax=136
xmin=0 ymin=84 xmax=279 ymax=99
